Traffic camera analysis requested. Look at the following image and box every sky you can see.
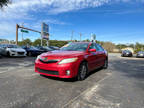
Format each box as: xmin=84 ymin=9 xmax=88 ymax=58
xmin=0 ymin=0 xmax=144 ymax=44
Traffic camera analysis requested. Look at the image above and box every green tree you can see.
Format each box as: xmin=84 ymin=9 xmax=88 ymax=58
xmin=102 ymin=42 xmax=116 ymax=52
xmin=135 ymin=42 xmax=144 ymax=52
xmin=0 ymin=0 xmax=10 ymax=8
xmin=33 ymin=39 xmax=47 ymax=46
xmin=128 ymin=44 xmax=135 ymax=49
xmin=49 ymin=40 xmax=68 ymax=47
xmin=18 ymin=38 xmax=32 ymax=46
xmin=83 ymin=39 xmax=90 ymax=42
xmin=33 ymin=39 xmax=41 ymax=46
xmin=116 ymin=44 xmax=127 ymax=49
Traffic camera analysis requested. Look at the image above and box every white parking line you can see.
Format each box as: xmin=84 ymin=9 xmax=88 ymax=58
xmin=0 ymin=71 xmax=7 ymax=74
xmin=31 ymin=73 xmax=38 ymax=76
xmin=62 ymin=73 xmax=112 ymax=108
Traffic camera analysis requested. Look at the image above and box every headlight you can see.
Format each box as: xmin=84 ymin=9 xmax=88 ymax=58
xmin=11 ymin=50 xmax=16 ymax=52
xmin=58 ymin=58 xmax=78 ymax=64
xmin=36 ymin=55 xmax=41 ymax=60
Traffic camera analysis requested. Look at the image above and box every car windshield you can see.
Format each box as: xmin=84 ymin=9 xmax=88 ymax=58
xmin=138 ymin=51 xmax=144 ymax=54
xmin=60 ymin=43 xmax=89 ymax=51
xmin=7 ymin=45 xmax=20 ymax=48
xmin=123 ymin=50 xmax=131 ymax=53
xmin=43 ymin=46 xmax=53 ymax=51
xmin=30 ymin=46 xmax=39 ymax=50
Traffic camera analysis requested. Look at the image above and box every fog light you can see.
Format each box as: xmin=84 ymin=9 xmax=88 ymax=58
xmin=66 ymin=70 xmax=70 ymax=75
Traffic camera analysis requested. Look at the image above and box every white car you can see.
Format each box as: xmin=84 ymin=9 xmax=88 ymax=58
xmin=0 ymin=44 xmax=27 ymax=57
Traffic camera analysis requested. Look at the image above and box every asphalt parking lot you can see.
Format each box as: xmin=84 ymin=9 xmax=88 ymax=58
xmin=0 ymin=54 xmax=144 ymax=108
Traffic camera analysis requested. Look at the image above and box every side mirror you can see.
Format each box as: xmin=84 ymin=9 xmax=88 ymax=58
xmin=89 ymin=49 xmax=96 ymax=52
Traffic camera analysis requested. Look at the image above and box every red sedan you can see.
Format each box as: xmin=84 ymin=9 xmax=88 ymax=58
xmin=35 ymin=42 xmax=108 ymax=80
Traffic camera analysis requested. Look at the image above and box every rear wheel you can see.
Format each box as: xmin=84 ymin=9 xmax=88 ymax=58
xmin=77 ymin=62 xmax=88 ymax=81
xmin=103 ymin=59 xmax=108 ymax=69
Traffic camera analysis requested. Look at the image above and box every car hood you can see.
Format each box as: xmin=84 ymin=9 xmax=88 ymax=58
xmin=138 ymin=52 xmax=144 ymax=54
xmin=123 ymin=52 xmax=131 ymax=54
xmin=41 ymin=50 xmax=85 ymax=58
xmin=9 ymin=48 xmax=26 ymax=52
xmin=27 ymin=48 xmax=43 ymax=52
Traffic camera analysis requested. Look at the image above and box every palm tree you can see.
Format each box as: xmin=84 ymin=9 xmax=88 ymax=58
xmin=0 ymin=0 xmax=10 ymax=8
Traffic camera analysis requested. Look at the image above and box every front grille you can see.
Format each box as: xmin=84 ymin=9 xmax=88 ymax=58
xmin=39 ymin=59 xmax=59 ymax=63
xmin=37 ymin=68 xmax=59 ymax=75
xmin=18 ymin=52 xmax=24 ymax=55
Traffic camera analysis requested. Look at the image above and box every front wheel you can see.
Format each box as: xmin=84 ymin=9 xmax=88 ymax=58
xmin=28 ymin=52 xmax=32 ymax=56
xmin=7 ymin=52 xmax=10 ymax=57
xmin=103 ymin=59 xmax=108 ymax=69
xmin=77 ymin=62 xmax=88 ymax=81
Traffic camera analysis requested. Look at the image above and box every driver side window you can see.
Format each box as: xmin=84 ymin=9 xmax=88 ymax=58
xmin=89 ymin=43 xmax=97 ymax=50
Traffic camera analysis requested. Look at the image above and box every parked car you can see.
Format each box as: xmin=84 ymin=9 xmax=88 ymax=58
xmin=35 ymin=42 xmax=108 ymax=81
xmin=121 ymin=50 xmax=133 ymax=57
xmin=36 ymin=46 xmax=53 ymax=52
xmin=0 ymin=45 xmax=2 ymax=58
xmin=0 ymin=44 xmax=27 ymax=57
xmin=22 ymin=46 xmax=44 ymax=56
xmin=136 ymin=51 xmax=144 ymax=58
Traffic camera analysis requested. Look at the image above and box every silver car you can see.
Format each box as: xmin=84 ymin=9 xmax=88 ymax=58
xmin=136 ymin=51 xmax=144 ymax=58
xmin=0 ymin=44 xmax=27 ymax=57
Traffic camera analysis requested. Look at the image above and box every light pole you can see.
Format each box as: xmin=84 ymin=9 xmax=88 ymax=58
xmin=80 ymin=33 xmax=82 ymax=42
xmin=21 ymin=23 xmax=24 ymax=41
xmin=71 ymin=30 xmax=74 ymax=41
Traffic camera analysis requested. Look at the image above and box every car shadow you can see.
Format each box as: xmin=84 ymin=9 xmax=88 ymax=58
xmin=87 ymin=67 xmax=103 ymax=78
xmin=40 ymin=67 xmax=103 ymax=82
xmin=40 ymin=75 xmax=77 ymax=82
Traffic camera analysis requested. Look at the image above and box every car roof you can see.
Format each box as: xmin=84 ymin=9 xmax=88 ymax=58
xmin=71 ymin=42 xmax=92 ymax=43
xmin=71 ymin=42 xmax=95 ymax=45
xmin=138 ymin=51 xmax=144 ymax=53
xmin=123 ymin=50 xmax=131 ymax=52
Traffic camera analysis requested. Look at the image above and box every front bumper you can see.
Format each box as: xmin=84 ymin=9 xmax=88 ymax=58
xmin=123 ymin=53 xmax=132 ymax=57
xmin=137 ymin=54 xmax=144 ymax=58
xmin=10 ymin=51 xmax=27 ymax=57
xmin=35 ymin=59 xmax=80 ymax=78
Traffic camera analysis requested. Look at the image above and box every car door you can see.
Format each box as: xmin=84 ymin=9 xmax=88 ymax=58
xmin=95 ymin=44 xmax=105 ymax=66
xmin=87 ymin=43 xmax=99 ymax=71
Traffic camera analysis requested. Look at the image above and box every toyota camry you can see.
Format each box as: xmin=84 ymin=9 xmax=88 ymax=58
xmin=35 ymin=42 xmax=108 ymax=81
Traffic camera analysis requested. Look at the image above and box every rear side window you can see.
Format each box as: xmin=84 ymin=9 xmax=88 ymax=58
xmin=95 ymin=44 xmax=104 ymax=51
xmin=89 ymin=43 xmax=97 ymax=50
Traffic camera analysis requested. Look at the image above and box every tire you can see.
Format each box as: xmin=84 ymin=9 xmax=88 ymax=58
xmin=28 ymin=52 xmax=32 ymax=56
xmin=7 ymin=52 xmax=10 ymax=57
xmin=77 ymin=62 xmax=88 ymax=81
xmin=103 ymin=59 xmax=108 ymax=69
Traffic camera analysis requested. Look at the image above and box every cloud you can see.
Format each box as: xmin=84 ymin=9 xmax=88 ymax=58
xmin=48 ymin=0 xmax=110 ymax=14
xmin=0 ymin=0 xmax=110 ymax=39
xmin=0 ymin=0 xmax=110 ymax=20
xmin=0 ymin=0 xmax=144 ymax=40
xmin=1 ymin=0 xmax=144 ymax=20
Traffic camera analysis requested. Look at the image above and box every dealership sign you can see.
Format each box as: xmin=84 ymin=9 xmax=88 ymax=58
xmin=41 ymin=23 xmax=49 ymax=40
xmin=91 ymin=34 xmax=96 ymax=42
